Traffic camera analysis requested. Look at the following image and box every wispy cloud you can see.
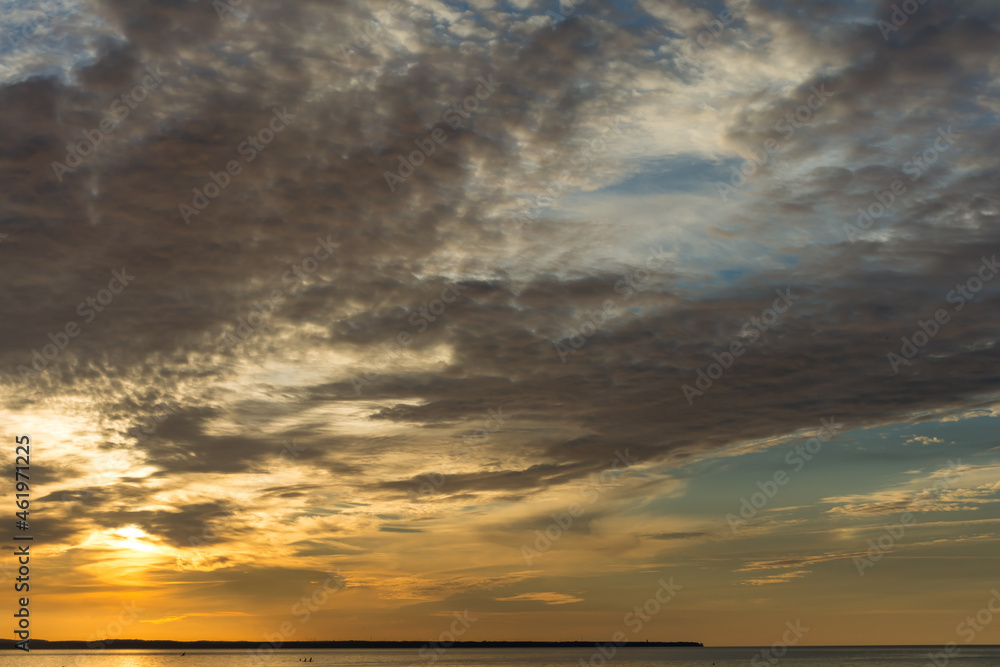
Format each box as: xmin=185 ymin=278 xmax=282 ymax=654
xmin=495 ymin=592 xmax=584 ymax=605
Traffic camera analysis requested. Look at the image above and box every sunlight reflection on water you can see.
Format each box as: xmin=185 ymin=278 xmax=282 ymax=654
xmin=5 ymin=648 xmax=1000 ymax=667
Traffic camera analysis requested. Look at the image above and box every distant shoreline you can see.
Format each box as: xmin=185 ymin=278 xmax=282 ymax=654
xmin=0 ymin=640 xmax=703 ymax=650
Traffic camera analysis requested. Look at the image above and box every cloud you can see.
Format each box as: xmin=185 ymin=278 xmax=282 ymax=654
xmin=495 ymin=592 xmax=583 ymax=605
xmin=741 ymin=570 xmax=811 ymax=586
xmin=736 ymin=551 xmax=866 ymax=572
xmin=140 ymin=611 xmax=253 ymax=624
xmin=821 ymin=461 xmax=1000 ymax=516
xmin=905 ymin=436 xmax=944 ymax=445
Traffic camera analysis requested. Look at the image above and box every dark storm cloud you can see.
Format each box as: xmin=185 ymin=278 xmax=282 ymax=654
xmin=1 ymin=0 xmax=633 ymax=374
xmin=2 ymin=0 xmax=999 ymax=513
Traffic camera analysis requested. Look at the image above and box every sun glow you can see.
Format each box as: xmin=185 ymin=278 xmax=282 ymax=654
xmin=109 ymin=525 xmax=163 ymax=554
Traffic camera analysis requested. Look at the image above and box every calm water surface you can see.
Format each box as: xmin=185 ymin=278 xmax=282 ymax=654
xmin=5 ymin=648 xmax=1000 ymax=667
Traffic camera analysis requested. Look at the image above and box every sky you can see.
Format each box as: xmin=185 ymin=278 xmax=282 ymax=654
xmin=1 ymin=0 xmax=999 ymax=648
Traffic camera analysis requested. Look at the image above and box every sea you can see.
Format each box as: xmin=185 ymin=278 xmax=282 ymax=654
xmin=4 ymin=647 xmax=1000 ymax=667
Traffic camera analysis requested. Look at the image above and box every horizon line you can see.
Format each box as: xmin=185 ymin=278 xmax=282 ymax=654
xmin=8 ymin=641 xmax=1000 ymax=648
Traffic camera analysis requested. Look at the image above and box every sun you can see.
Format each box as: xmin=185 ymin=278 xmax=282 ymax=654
xmin=115 ymin=525 xmax=147 ymax=540
xmin=74 ymin=524 xmax=175 ymax=586
xmin=109 ymin=525 xmax=163 ymax=553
